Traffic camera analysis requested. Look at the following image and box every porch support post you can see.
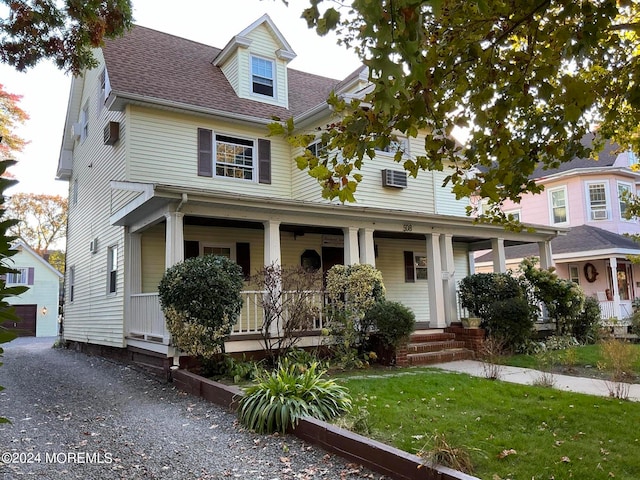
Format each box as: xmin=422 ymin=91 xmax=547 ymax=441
xmin=609 ymin=257 xmax=622 ymax=319
xmin=426 ymin=233 xmax=446 ymax=328
xmin=440 ymin=234 xmax=458 ymax=325
xmin=538 ymin=240 xmax=554 ymax=270
xmin=263 ymin=220 xmax=282 ymax=266
xmin=343 ymin=226 xmax=359 ymax=266
xmin=358 ymin=228 xmax=376 ymax=266
xmin=491 ymin=237 xmax=506 ymax=273
xmin=263 ymin=220 xmax=282 ymax=338
xmin=164 ymin=212 xmax=184 ymax=268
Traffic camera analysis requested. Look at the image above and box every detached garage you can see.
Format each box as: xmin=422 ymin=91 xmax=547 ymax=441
xmin=3 ymin=241 xmax=63 ymax=337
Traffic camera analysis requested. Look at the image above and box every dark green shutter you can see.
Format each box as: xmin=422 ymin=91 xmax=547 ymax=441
xmin=404 ymin=251 xmax=415 ymax=283
xmin=197 ymin=128 xmax=213 ymax=177
xmin=258 ymin=139 xmax=271 ymax=184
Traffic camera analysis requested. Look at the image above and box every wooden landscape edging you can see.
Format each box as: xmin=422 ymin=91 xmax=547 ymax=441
xmin=171 ymin=369 xmax=480 ymax=480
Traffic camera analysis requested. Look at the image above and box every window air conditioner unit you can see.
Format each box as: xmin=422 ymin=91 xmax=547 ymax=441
xmin=89 ymin=238 xmax=98 ymax=254
xmin=591 ymin=209 xmax=609 ymax=220
xmin=103 ymin=121 xmax=120 ymax=145
xmin=381 ymin=169 xmax=408 ymax=189
xmin=71 ymin=122 xmax=83 ymax=141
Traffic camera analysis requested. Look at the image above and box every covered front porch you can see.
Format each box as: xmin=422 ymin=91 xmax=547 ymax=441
xmin=111 ymin=182 xmax=561 ymax=355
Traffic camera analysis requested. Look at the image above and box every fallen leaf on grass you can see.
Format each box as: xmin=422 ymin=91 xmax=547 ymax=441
xmin=498 ymin=449 xmax=517 ymax=459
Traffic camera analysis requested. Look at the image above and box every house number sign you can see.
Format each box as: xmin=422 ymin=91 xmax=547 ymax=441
xmin=403 ymin=224 xmax=413 ymax=232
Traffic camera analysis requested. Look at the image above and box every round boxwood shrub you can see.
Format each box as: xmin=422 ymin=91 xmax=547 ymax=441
xmin=158 ymin=255 xmax=244 ymax=357
xmin=458 ymin=273 xmax=523 ymax=321
xmin=365 ymin=300 xmax=416 ymax=349
xmin=484 ymin=297 xmax=534 ymax=351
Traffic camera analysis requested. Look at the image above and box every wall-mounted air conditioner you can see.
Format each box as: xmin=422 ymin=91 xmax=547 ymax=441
xmin=382 ymin=169 xmax=408 ymax=189
xmin=103 ymin=121 xmax=120 ymax=145
xmin=591 ymin=209 xmax=609 ymax=220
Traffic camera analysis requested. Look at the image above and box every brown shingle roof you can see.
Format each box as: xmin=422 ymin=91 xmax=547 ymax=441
xmin=102 ymin=25 xmax=343 ymax=120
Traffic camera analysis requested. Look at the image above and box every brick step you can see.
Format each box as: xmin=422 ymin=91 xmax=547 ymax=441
xmin=407 ymin=348 xmax=474 ymax=366
xmin=408 ymin=340 xmax=466 ymax=354
xmin=409 ymin=332 xmax=456 ymax=343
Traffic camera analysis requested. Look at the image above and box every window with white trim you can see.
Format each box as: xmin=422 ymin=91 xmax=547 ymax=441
xmin=569 ymin=265 xmax=580 ymax=285
xmin=7 ymin=267 xmax=28 ymax=285
xmin=251 ymin=56 xmax=274 ymax=97
xmin=504 ymin=209 xmax=521 ymax=222
xmin=99 ymin=68 xmax=111 ymax=111
xmin=201 ymin=244 xmax=234 ymax=259
xmin=548 ymin=186 xmax=568 ymax=225
xmin=374 ymin=136 xmax=409 ymax=156
xmin=107 ymin=246 xmax=117 ymax=294
xmin=81 ymin=102 xmax=89 ymax=142
xmin=617 ymin=181 xmax=632 ymax=220
xmin=307 ymin=139 xmax=328 ymax=157
xmin=414 ymin=253 xmax=428 ymax=280
xmin=69 ymin=266 xmax=75 ymax=302
xmin=215 ymin=134 xmax=255 ymax=180
xmin=587 ymin=182 xmax=608 ymax=220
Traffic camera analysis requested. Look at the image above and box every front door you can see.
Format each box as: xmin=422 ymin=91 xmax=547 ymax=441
xmin=322 ymin=247 xmax=344 ymax=282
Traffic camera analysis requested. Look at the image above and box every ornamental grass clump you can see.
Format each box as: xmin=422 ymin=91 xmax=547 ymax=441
xmin=238 ymin=361 xmax=351 ymax=434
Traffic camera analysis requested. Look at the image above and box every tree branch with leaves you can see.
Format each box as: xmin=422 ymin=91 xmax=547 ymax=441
xmin=277 ymin=0 xmax=640 ymax=228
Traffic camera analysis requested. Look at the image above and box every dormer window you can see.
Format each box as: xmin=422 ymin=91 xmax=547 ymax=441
xmin=251 ymin=56 xmax=274 ymax=97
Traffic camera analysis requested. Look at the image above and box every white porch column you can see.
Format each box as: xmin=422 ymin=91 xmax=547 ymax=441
xmin=440 ymin=234 xmax=458 ymax=326
xmin=358 ymin=228 xmax=376 ymax=266
xmin=491 ymin=237 xmax=506 ymax=273
xmin=263 ymin=220 xmax=282 ymax=337
xmin=263 ymin=220 xmax=282 ymax=266
xmin=164 ymin=212 xmax=184 ymax=268
xmin=426 ymin=233 xmax=446 ymax=328
xmin=343 ymin=227 xmax=359 ymax=265
xmin=610 ymin=257 xmax=622 ymax=319
xmin=538 ymin=241 xmax=554 ymax=270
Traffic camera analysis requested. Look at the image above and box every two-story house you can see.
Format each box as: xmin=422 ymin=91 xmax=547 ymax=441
xmin=1 ymin=240 xmax=63 ymax=337
xmin=56 ymin=15 xmax=559 ymax=365
xmin=476 ymin=135 xmax=640 ymax=321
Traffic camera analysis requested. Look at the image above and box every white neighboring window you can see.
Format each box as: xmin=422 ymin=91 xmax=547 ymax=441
xmin=107 ymin=246 xmax=117 ymax=294
xmin=99 ymin=68 xmax=111 ymax=111
xmin=69 ymin=266 xmax=75 ymax=302
xmin=414 ymin=253 xmax=428 ymax=281
xmin=215 ymin=134 xmax=255 ymax=180
xmin=505 ymin=209 xmax=521 ymax=222
xmin=6 ymin=267 xmax=28 ymax=285
xmin=201 ymin=244 xmax=234 ymax=259
xmin=251 ymin=56 xmax=274 ymax=97
xmin=81 ymin=102 xmax=89 ymax=142
xmin=548 ymin=186 xmax=568 ymax=225
xmin=307 ymin=139 xmax=328 ymax=157
xmin=569 ymin=265 xmax=580 ymax=285
xmin=617 ymin=181 xmax=632 ymax=220
xmin=375 ymin=136 xmax=409 ymax=156
xmin=587 ymin=182 xmax=608 ymax=220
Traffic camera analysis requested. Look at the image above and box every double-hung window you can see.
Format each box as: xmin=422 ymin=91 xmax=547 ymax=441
xmin=6 ymin=267 xmax=28 ymax=285
xmin=251 ymin=56 xmax=274 ymax=97
xmin=69 ymin=266 xmax=75 ymax=302
xmin=374 ymin=136 xmax=409 ymax=156
xmin=215 ymin=135 xmax=255 ymax=180
xmin=588 ymin=182 xmax=608 ymax=220
xmin=617 ymin=182 xmax=632 ymax=220
xmin=548 ymin=186 xmax=568 ymax=224
xmin=81 ymin=102 xmax=89 ymax=142
xmin=107 ymin=246 xmax=118 ymax=294
xmin=307 ymin=139 xmax=328 ymax=157
xmin=404 ymin=251 xmax=427 ymax=282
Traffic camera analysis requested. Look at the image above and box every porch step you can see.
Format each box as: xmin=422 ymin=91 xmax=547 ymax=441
xmin=405 ymin=331 xmax=474 ymax=366
xmin=408 ymin=340 xmax=466 ymax=354
xmin=407 ymin=348 xmax=474 ymax=366
xmin=410 ymin=332 xmax=456 ymax=343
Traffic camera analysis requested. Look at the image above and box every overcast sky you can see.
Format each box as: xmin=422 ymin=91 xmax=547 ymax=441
xmin=1 ymin=0 xmax=360 ymax=197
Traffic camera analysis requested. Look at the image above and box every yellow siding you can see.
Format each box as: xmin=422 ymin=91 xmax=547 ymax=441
xmin=220 ymin=54 xmax=240 ymax=96
xmin=128 ymin=106 xmax=293 ymax=198
xmin=64 ymin=51 xmax=127 ymax=347
xmin=434 ymin=170 xmax=469 ymax=216
xmin=245 ymin=24 xmax=288 ymax=107
xmin=141 ymin=223 xmax=165 ymax=293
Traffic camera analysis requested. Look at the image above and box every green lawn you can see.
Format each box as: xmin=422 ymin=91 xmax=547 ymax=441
xmin=336 ymin=368 xmax=640 ymax=479
xmin=504 ymin=344 xmax=640 ymax=378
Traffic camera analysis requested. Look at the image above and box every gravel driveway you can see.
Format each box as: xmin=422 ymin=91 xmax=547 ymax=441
xmin=0 ymin=337 xmax=384 ymax=480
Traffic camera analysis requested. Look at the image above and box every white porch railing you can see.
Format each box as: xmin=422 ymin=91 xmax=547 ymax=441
xmin=127 ymin=290 xmax=327 ymax=343
xmin=129 ymin=293 xmax=169 ymax=344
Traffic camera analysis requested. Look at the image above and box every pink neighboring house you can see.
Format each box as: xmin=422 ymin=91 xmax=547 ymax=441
xmin=476 ymin=135 xmax=640 ymax=324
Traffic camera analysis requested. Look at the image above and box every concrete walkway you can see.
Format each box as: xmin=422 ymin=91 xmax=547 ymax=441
xmin=430 ymin=360 xmax=640 ymax=402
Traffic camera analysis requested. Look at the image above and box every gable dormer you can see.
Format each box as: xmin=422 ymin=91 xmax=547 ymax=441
xmin=212 ymin=14 xmax=296 ymax=109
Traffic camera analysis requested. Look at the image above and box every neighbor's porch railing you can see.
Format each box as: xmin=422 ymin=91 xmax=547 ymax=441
xmin=127 ymin=290 xmax=327 ymax=343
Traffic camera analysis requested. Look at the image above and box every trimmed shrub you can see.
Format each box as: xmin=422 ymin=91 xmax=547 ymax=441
xmin=158 ymin=255 xmax=244 ymax=357
xmin=484 ymin=297 xmax=534 ymax=351
xmin=365 ymin=300 xmax=416 ymax=348
xmin=458 ymin=273 xmax=522 ymax=321
xmin=238 ymin=362 xmax=351 ymax=434
xmin=571 ymin=295 xmax=601 ymax=344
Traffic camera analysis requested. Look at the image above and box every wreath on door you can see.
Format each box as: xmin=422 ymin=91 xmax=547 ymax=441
xmin=584 ymin=263 xmax=598 ymax=283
